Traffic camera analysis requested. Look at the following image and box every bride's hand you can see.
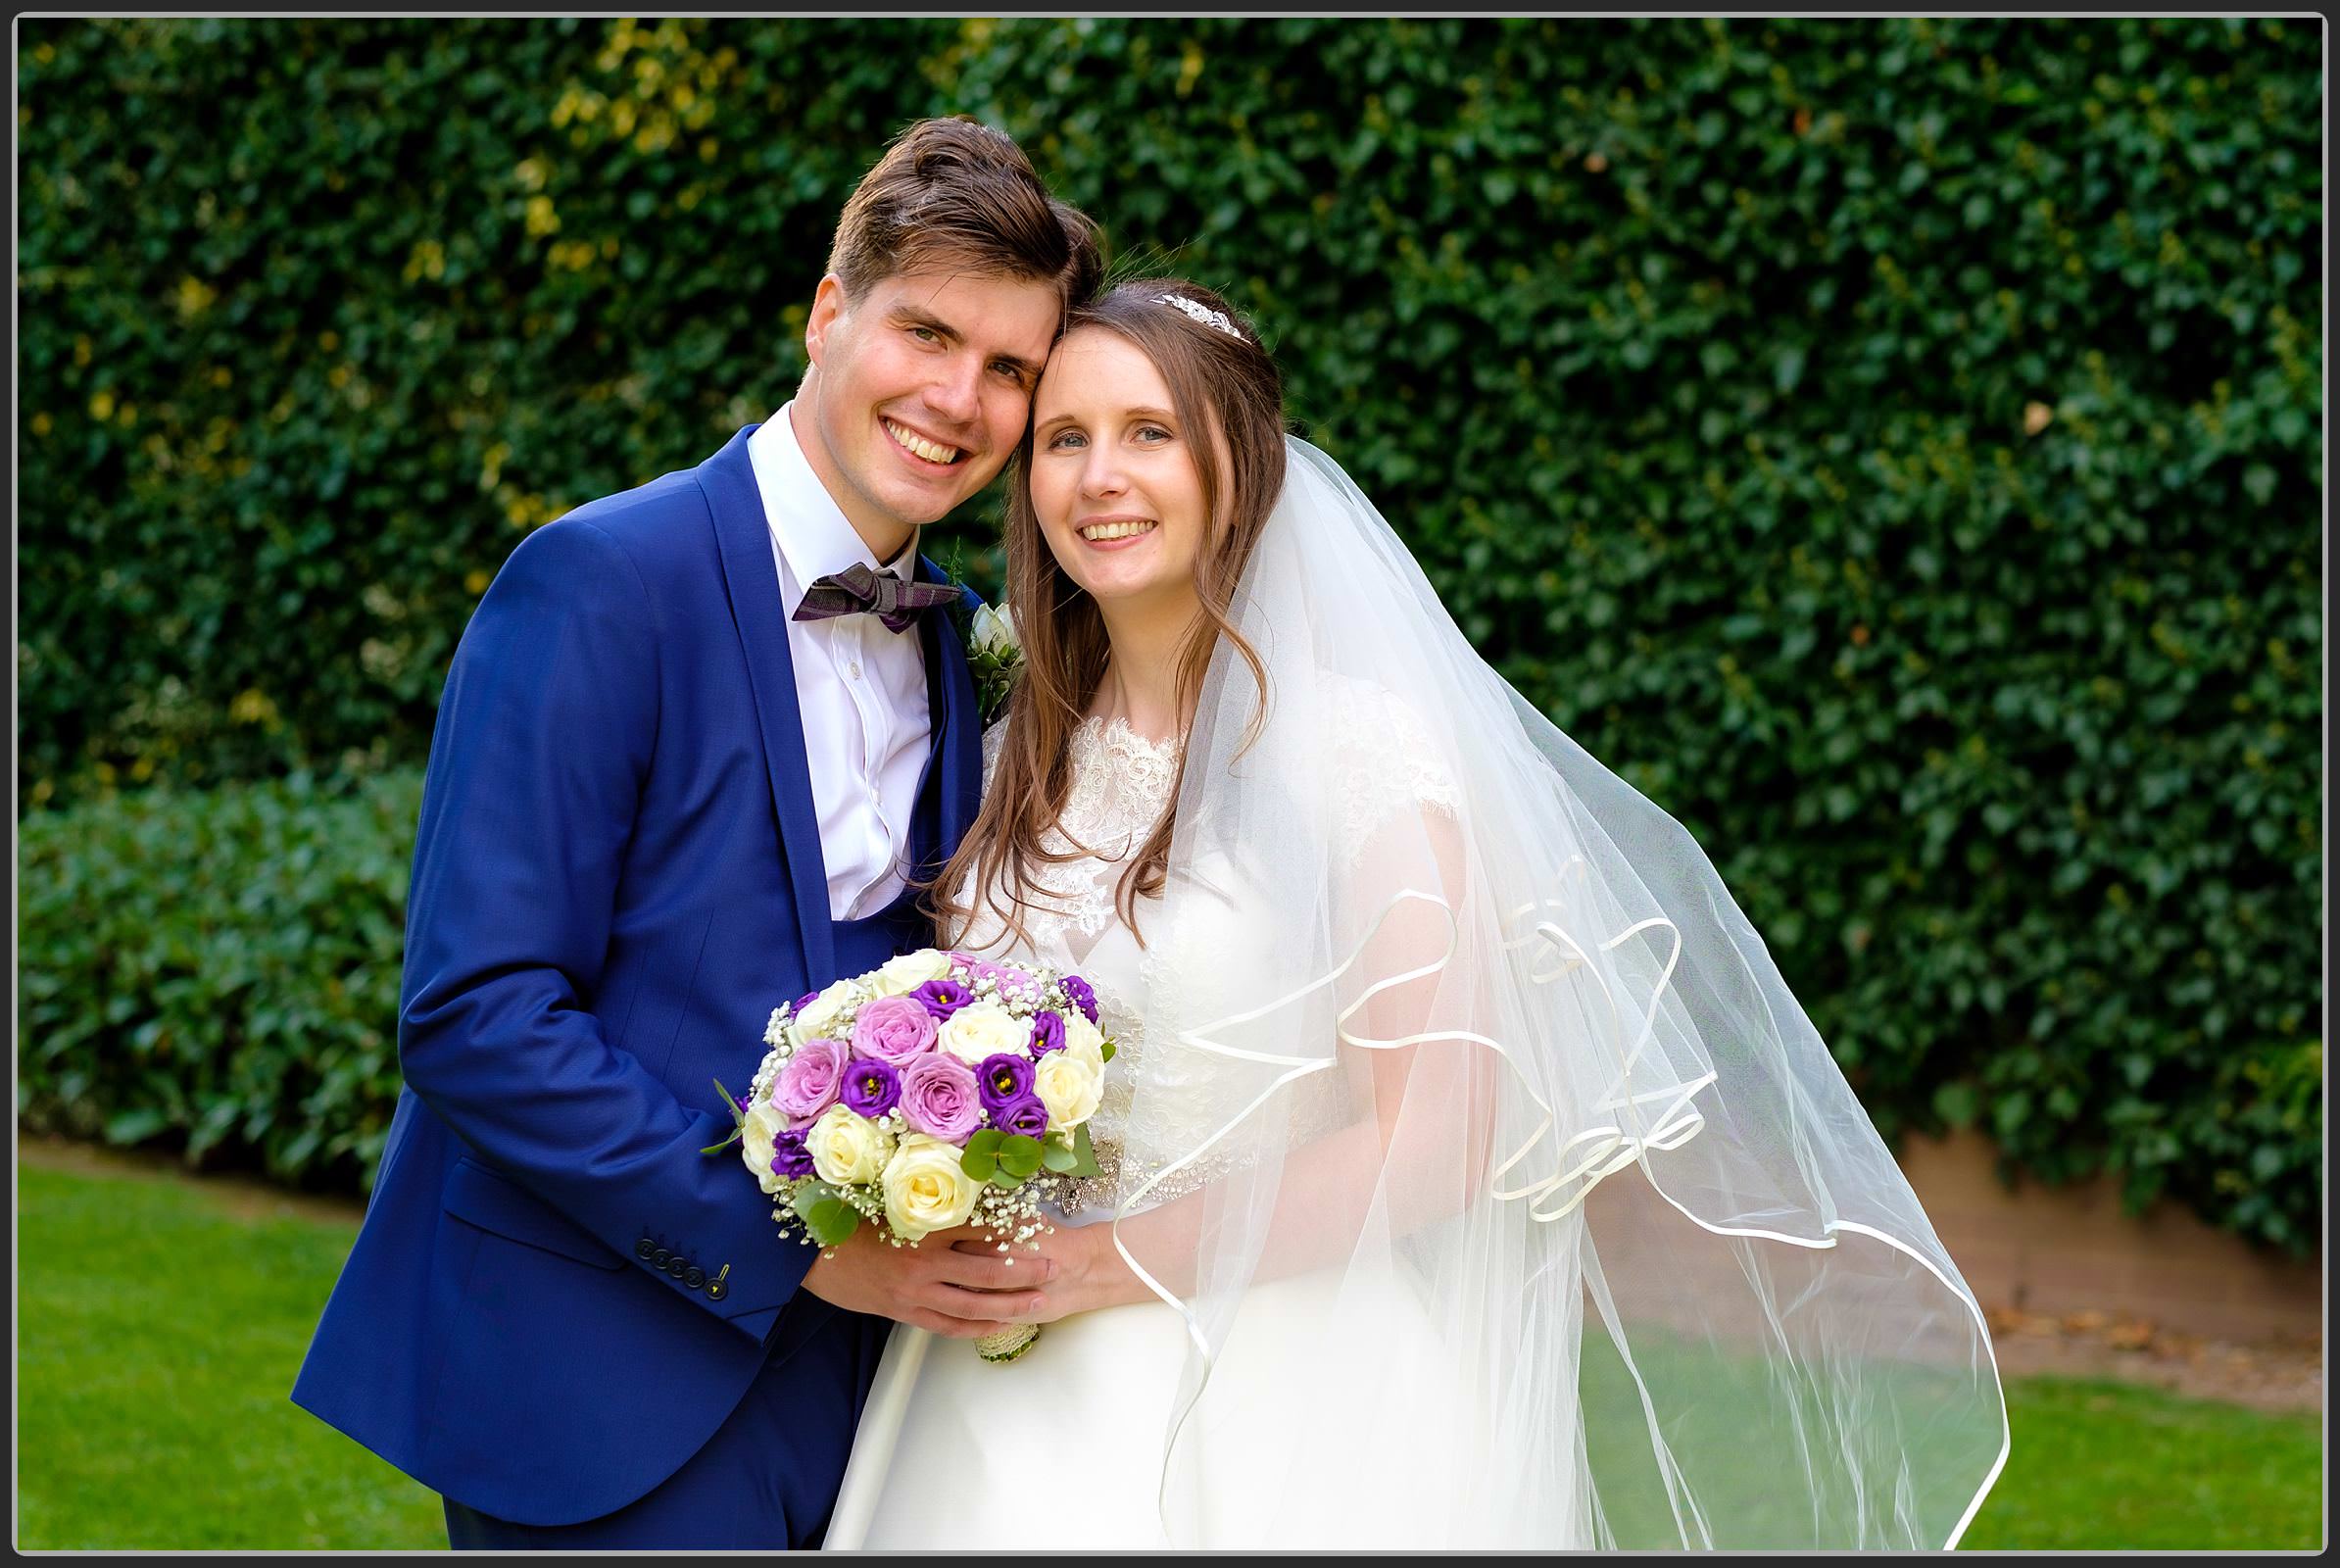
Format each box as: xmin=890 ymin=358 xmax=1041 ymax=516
xmin=950 ymin=1220 xmax=1137 ymax=1321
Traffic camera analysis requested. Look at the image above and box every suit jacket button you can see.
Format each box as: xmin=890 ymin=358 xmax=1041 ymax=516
xmin=651 ymin=1248 xmax=672 ymax=1269
xmin=707 ymin=1278 xmax=728 ymax=1301
xmin=635 ymin=1238 xmax=656 ymax=1261
xmin=684 ymin=1266 xmax=706 ymax=1290
xmin=666 ymin=1255 xmax=687 ymax=1279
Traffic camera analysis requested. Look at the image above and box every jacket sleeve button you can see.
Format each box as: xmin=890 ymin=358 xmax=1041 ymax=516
xmin=635 ymin=1238 xmax=656 ymax=1261
xmin=707 ymin=1278 xmax=728 ymax=1301
xmin=666 ymin=1255 xmax=687 ymax=1279
xmin=651 ymin=1248 xmax=672 ymax=1269
xmin=684 ymin=1266 xmax=706 ymax=1290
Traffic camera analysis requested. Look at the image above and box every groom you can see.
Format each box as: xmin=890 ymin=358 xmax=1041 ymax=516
xmin=292 ymin=118 xmax=1101 ymax=1548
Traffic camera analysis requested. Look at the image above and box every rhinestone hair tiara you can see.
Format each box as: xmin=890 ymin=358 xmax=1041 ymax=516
xmin=1155 ymin=292 xmax=1245 ymax=342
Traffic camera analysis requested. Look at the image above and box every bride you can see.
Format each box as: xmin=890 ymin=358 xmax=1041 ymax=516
xmin=825 ymin=279 xmax=2008 ymax=1549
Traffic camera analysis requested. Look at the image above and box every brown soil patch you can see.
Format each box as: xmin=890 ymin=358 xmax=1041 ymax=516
xmin=1986 ymin=1305 xmax=2323 ymax=1413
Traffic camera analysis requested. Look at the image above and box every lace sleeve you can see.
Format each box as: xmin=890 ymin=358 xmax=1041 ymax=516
xmin=1327 ymin=679 xmax=1460 ymax=864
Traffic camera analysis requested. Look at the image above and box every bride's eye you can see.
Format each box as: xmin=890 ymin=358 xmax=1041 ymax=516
xmin=1046 ymin=429 xmax=1088 ymax=451
xmin=1135 ymin=424 xmax=1173 ymax=444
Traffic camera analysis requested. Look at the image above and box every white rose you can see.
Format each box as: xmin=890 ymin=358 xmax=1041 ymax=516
xmin=880 ymin=1134 xmax=983 ymax=1243
xmin=869 ymin=948 xmax=952 ymax=998
xmin=1033 ymin=1049 xmax=1103 ymax=1132
xmin=789 ymin=978 xmax=862 ymax=1050
xmin=740 ymin=1104 xmax=788 ymax=1194
xmin=1060 ymin=1011 xmax=1106 ymax=1068
xmin=807 ymin=1103 xmax=896 ymax=1187
xmin=971 ymin=600 xmax=1021 ymax=661
xmin=938 ymin=1000 xmax=1026 ymax=1065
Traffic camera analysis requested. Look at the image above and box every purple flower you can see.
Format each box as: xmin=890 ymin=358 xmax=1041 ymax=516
xmin=853 ymin=994 xmax=939 ymax=1065
xmin=842 ymin=1056 xmax=902 ymax=1119
xmin=912 ymin=978 xmax=976 ymax=1021
xmin=1060 ymin=975 xmax=1099 ymax=1025
xmin=770 ymin=1037 xmax=847 ymax=1119
xmin=995 ymin=1096 xmax=1051 ymax=1139
xmin=769 ymin=1126 xmax=816 ymax=1180
xmin=793 ymin=989 xmax=821 ymax=1014
xmin=898 ymin=1054 xmax=983 ymax=1142
xmin=976 ymin=1053 xmax=1037 ymax=1117
xmin=1028 ymin=1009 xmax=1066 ymax=1055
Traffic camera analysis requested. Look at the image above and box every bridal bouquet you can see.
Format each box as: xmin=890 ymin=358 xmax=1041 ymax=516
xmin=707 ymin=947 xmax=1113 ymax=1361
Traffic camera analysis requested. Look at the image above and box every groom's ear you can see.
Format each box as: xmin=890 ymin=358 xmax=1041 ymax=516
xmin=804 ymin=274 xmax=849 ymax=371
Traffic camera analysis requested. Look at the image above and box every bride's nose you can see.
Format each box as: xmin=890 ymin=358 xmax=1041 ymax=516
xmin=1078 ymin=448 xmax=1130 ymax=499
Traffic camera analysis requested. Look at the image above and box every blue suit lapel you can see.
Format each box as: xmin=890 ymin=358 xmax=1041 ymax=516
xmin=698 ymin=423 xmax=836 ymax=983
xmin=909 ymin=561 xmax=982 ymax=884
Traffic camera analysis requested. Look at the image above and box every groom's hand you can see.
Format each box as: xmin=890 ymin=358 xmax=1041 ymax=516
xmin=802 ymin=1223 xmax=1053 ymax=1339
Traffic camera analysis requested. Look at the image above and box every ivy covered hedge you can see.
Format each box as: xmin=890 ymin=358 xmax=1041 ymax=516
xmin=17 ymin=19 xmax=2321 ymax=1250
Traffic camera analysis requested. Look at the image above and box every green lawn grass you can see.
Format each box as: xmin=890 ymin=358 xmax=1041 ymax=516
xmin=13 ymin=1151 xmax=2325 ymax=1549
xmin=1965 ymin=1378 xmax=2324 ymax=1550
xmin=16 ymin=1157 xmax=444 ymax=1549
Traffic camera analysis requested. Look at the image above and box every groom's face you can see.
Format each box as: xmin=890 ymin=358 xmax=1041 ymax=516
xmin=800 ymin=268 xmax=1062 ymax=544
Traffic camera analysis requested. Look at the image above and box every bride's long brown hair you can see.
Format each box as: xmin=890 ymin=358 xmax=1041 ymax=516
xmin=928 ymin=278 xmax=1287 ymax=950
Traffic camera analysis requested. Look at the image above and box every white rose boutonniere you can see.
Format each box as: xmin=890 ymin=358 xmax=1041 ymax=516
xmin=967 ymin=599 xmax=1023 ymax=723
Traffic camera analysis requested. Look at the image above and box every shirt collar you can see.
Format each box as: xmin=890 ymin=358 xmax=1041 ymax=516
xmin=748 ymin=399 xmax=921 ymax=607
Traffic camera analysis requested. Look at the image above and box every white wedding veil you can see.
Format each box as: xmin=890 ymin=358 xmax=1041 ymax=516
xmin=1105 ymin=435 xmax=2008 ymax=1548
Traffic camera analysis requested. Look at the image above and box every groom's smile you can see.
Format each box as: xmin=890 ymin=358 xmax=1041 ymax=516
xmin=880 ymin=416 xmax=966 ymax=467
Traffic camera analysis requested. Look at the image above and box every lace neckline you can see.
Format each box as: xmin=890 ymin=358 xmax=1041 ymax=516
xmin=1072 ymin=712 xmax=1185 ymax=770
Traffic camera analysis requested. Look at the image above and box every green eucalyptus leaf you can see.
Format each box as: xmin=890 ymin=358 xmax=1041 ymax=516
xmin=998 ymin=1133 xmax=1044 ymax=1179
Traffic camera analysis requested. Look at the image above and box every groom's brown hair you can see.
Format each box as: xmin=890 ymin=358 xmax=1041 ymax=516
xmin=828 ymin=117 xmax=1101 ymax=307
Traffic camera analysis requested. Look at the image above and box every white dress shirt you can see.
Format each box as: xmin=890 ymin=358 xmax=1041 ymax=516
xmin=748 ymin=401 xmax=933 ymax=922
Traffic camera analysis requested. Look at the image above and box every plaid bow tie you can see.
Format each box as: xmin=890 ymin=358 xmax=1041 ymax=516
xmin=792 ymin=563 xmax=959 ymax=634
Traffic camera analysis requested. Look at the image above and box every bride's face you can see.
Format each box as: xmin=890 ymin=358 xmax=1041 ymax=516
xmin=1027 ymin=326 xmax=1216 ymax=613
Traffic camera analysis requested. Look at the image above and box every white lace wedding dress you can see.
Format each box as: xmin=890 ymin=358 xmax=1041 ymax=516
xmin=824 ymin=712 xmax=1501 ymax=1550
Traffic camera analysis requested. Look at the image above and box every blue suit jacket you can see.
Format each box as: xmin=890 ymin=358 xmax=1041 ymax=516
xmin=291 ymin=424 xmax=983 ymax=1527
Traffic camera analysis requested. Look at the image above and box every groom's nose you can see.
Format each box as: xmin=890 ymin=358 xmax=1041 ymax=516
xmin=920 ymin=356 xmax=984 ymax=430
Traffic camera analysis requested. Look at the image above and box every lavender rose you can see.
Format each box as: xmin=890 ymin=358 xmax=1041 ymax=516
xmin=1028 ymin=1009 xmax=1066 ymax=1055
xmin=769 ymin=1125 xmax=816 ymax=1180
xmin=1060 ymin=974 xmax=1099 ymax=1025
xmin=853 ymin=994 xmax=939 ymax=1065
xmin=842 ymin=1056 xmax=902 ymax=1119
xmin=770 ymin=1036 xmax=848 ymax=1120
xmin=898 ymin=1054 xmax=984 ymax=1142
xmin=912 ymin=978 xmax=976 ymax=1021
xmin=976 ymin=1053 xmax=1037 ymax=1117
xmin=995 ymin=1096 xmax=1051 ymax=1140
